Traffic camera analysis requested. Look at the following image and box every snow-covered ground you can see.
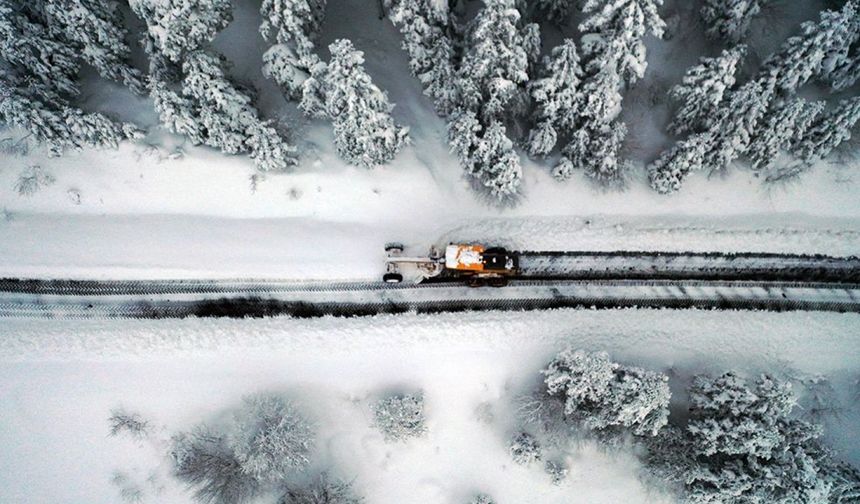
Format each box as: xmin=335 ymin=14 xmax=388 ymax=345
xmin=1 ymin=1 xmax=858 ymax=503
xmin=2 ymin=308 xmax=859 ymax=504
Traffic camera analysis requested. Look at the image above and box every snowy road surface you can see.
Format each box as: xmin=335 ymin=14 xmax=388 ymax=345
xmin=2 ymin=279 xmax=859 ymax=318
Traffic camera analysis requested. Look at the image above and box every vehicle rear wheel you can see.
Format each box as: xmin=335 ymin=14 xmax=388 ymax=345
xmin=385 ymin=242 xmax=405 ymax=253
xmin=488 ymin=277 xmax=508 ymax=288
xmin=467 ymin=276 xmax=484 ymax=288
xmin=383 ymin=273 xmax=403 ymax=283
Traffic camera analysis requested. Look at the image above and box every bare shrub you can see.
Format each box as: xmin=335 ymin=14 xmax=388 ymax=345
xmin=15 ymin=166 xmax=55 ymax=196
xmin=373 ymin=392 xmax=426 ymax=442
xmin=111 ymin=471 xmax=144 ymax=503
xmin=170 ymin=427 xmax=260 ymax=504
xmin=108 ymin=408 xmax=151 ymax=440
xmin=280 ymin=473 xmax=364 ymax=504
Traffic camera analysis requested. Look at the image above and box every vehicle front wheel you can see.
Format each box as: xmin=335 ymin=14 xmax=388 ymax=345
xmin=385 ymin=242 xmax=405 ymax=253
xmin=383 ymin=273 xmax=404 ymax=283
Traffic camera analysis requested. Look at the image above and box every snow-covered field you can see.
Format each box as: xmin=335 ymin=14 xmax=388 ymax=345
xmin=2 ymin=308 xmax=859 ymax=504
xmin=1 ymin=0 xmax=859 ymax=503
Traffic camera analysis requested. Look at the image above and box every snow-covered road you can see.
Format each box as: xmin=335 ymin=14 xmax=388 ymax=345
xmin=2 ymin=279 xmax=858 ymax=318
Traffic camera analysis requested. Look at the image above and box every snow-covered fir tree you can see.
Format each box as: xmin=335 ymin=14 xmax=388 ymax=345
xmin=458 ymin=0 xmax=539 ymax=121
xmin=647 ymin=132 xmax=713 ymax=194
xmin=0 ymin=74 xmax=143 ymax=155
xmin=385 ymin=0 xmax=458 ymax=115
xmin=130 ymin=0 xmax=233 ymax=63
xmin=558 ymin=121 xmax=628 ymax=184
xmin=684 ymin=373 xmax=832 ymax=503
xmin=579 ymin=0 xmax=665 ymax=85
xmin=828 ymin=54 xmax=860 ymax=91
xmin=747 ymin=98 xmax=825 ymax=172
xmin=448 ymin=111 xmax=522 ymax=200
xmin=150 ymin=51 xmax=297 ymax=171
xmin=703 ymin=80 xmax=773 ymax=172
xmin=473 ymin=120 xmax=522 ymax=198
xmin=526 ymin=39 xmax=582 ymax=157
xmin=259 ymin=0 xmax=327 ymax=101
xmin=793 ymin=96 xmax=860 ymax=164
xmin=700 ymin=0 xmax=768 ymax=43
xmin=323 ymin=39 xmax=409 ymax=168
xmin=759 ymin=1 xmax=859 ymax=95
xmin=0 ymin=0 xmax=81 ymax=96
xmin=668 ymin=45 xmax=746 ymax=135
xmin=41 ymin=0 xmax=146 ymax=95
xmin=542 ymin=349 xmax=670 ymax=437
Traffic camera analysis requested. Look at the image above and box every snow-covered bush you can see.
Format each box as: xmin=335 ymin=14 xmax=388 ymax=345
xmin=323 ymin=39 xmax=409 ymax=168
xmin=467 ymin=494 xmax=496 ymax=504
xmin=373 ymin=392 xmax=426 ymax=442
xmin=545 ymin=459 xmax=568 ymax=485
xmin=108 ymin=408 xmax=151 ymax=440
xmin=130 ymin=0 xmax=233 ymax=63
xmin=509 ymin=431 xmax=542 ymax=465
xmin=171 ymin=427 xmax=261 ymax=504
xmin=111 ymin=471 xmax=145 ymax=504
xmin=542 ymin=349 xmax=670 ymax=437
xmin=14 ymin=166 xmax=55 ymax=197
xmin=280 ymin=474 xmax=364 ymax=504
xmin=228 ymin=394 xmax=315 ymax=482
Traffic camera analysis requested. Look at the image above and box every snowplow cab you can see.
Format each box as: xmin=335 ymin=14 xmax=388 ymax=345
xmin=444 ymin=244 xmax=519 ymax=275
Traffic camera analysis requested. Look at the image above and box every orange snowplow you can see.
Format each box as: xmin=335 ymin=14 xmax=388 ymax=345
xmin=384 ymin=243 xmax=519 ymax=286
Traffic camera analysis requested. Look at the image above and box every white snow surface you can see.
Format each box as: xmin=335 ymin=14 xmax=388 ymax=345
xmin=2 ymin=308 xmax=859 ymax=504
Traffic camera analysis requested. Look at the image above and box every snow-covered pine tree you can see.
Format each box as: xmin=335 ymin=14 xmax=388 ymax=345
xmin=0 ymin=73 xmax=143 ymax=155
xmin=759 ymin=0 xmax=858 ymax=95
xmin=702 ymin=79 xmax=772 ymax=173
xmin=447 ymin=109 xmax=483 ymax=173
xmin=385 ymin=0 xmax=458 ymax=115
xmin=793 ymin=96 xmax=860 ymax=164
xmin=130 ymin=0 xmax=233 ymax=63
xmin=458 ymin=0 xmax=538 ymax=121
xmin=700 ymin=0 xmax=768 ymax=43
xmin=526 ymin=39 xmax=582 ymax=157
xmin=747 ymin=98 xmax=825 ymax=172
xmin=0 ymin=0 xmax=81 ymax=96
xmin=41 ymin=0 xmax=146 ymax=95
xmin=323 ymin=39 xmax=408 ymax=168
xmin=647 ymin=132 xmax=713 ymax=194
xmin=259 ymin=0 xmax=327 ymax=101
xmin=668 ymin=45 xmax=746 ymax=135
xmin=579 ymin=0 xmax=665 ymax=85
